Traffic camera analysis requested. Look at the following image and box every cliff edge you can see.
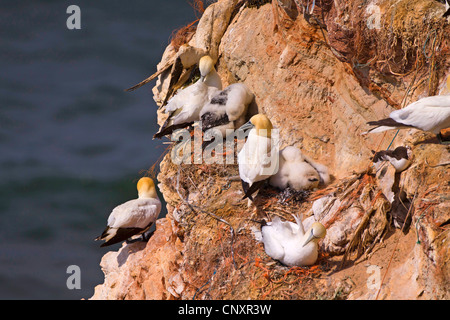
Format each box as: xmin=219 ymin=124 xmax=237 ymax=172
xmin=91 ymin=0 xmax=449 ymax=300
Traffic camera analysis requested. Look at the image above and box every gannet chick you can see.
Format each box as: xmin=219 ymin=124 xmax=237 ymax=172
xmin=95 ymin=177 xmax=162 ymax=247
xmin=372 ymin=146 xmax=412 ymax=172
xmin=238 ymin=114 xmax=279 ymax=201
xmin=258 ymin=215 xmax=326 ymax=267
xmin=154 ymin=55 xmax=222 ymax=139
xmin=200 ymin=83 xmax=254 ymax=137
xmin=269 ymin=146 xmax=329 ymax=191
xmin=364 ymin=78 xmax=450 ymax=143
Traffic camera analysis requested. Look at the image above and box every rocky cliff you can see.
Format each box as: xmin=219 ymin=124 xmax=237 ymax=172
xmin=91 ymin=0 xmax=449 ymax=300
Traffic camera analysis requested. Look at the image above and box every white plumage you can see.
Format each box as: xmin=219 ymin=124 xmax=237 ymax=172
xmin=365 ymin=81 xmax=450 ymax=143
xmin=238 ymin=130 xmax=274 ymax=183
xmin=254 ymin=214 xmax=326 ymax=267
xmin=200 ymin=83 xmax=254 ymax=136
xmin=238 ymin=114 xmax=279 ymax=200
xmin=96 ymin=177 xmax=161 ymax=247
xmin=154 ymin=55 xmax=222 ymax=138
xmin=269 ymin=146 xmax=330 ymax=191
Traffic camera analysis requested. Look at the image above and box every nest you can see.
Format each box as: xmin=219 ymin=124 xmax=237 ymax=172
xmin=157 ymin=140 xmax=339 ymax=299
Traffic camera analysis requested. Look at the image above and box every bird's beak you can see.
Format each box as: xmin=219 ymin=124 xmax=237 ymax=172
xmin=239 ymin=120 xmax=254 ymax=131
xmin=302 ymin=229 xmax=315 ymax=247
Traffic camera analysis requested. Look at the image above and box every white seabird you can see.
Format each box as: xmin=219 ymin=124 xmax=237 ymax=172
xmin=269 ymin=146 xmax=330 ymax=191
xmin=154 ymin=55 xmax=222 ymax=139
xmin=200 ymin=83 xmax=254 ymax=137
xmin=238 ymin=114 xmax=279 ymax=201
xmin=372 ymin=146 xmax=412 ymax=172
xmin=255 ymin=214 xmax=326 ymax=267
xmin=95 ymin=177 xmax=162 ymax=247
xmin=364 ymin=78 xmax=450 ymax=143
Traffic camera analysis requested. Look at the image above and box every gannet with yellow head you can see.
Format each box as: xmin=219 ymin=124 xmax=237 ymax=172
xmin=154 ymin=55 xmax=222 ymax=139
xmin=365 ymin=77 xmax=450 ymax=143
xmin=257 ymin=214 xmax=326 ymax=267
xmin=238 ymin=114 xmax=279 ymax=200
xmin=95 ymin=177 xmax=162 ymax=247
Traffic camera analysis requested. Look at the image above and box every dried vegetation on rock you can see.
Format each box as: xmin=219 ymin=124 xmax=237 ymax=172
xmin=92 ymin=0 xmax=449 ymax=300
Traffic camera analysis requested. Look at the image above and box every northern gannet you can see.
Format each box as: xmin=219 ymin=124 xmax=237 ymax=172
xmin=372 ymin=146 xmax=412 ymax=172
xmin=255 ymin=214 xmax=326 ymax=267
xmin=200 ymin=83 xmax=254 ymax=137
xmin=95 ymin=177 xmax=162 ymax=247
xmin=238 ymin=114 xmax=279 ymax=201
xmin=154 ymin=55 xmax=222 ymax=139
xmin=269 ymin=146 xmax=330 ymax=191
xmin=364 ymin=77 xmax=450 ymax=143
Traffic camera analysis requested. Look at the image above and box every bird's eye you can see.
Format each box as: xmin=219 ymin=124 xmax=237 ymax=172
xmin=309 ymin=178 xmax=319 ymax=182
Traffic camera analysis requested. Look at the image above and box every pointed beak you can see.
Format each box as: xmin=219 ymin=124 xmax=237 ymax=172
xmin=238 ymin=120 xmax=254 ymax=132
xmin=302 ymin=229 xmax=315 ymax=247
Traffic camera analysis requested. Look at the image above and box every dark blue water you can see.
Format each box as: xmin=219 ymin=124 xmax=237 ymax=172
xmin=0 ymin=0 xmax=197 ymax=299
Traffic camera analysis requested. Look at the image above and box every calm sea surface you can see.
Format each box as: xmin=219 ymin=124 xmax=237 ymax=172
xmin=0 ymin=0 xmax=197 ymax=299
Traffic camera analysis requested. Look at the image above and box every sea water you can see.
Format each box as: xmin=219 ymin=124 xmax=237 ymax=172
xmin=0 ymin=0 xmax=197 ymax=299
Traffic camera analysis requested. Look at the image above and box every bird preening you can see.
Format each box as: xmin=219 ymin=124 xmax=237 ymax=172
xmin=253 ymin=214 xmax=327 ymax=267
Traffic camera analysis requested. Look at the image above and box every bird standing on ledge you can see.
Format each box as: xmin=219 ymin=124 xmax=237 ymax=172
xmin=364 ymin=77 xmax=450 ymax=144
xmin=238 ymin=114 xmax=279 ymax=201
xmin=95 ymin=177 xmax=161 ymax=247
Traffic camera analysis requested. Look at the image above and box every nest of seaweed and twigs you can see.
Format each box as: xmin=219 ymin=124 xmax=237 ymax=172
xmin=156 ymin=136 xmax=449 ymax=299
xmin=156 ymin=140 xmax=341 ymax=299
xmin=156 ymin=140 xmax=392 ymax=298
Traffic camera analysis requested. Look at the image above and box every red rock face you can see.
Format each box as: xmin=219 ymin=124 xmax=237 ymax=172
xmin=92 ymin=218 xmax=185 ymax=300
xmin=92 ymin=0 xmax=450 ymax=300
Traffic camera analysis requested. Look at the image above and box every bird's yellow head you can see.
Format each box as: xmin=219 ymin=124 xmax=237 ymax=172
xmin=302 ymin=222 xmax=326 ymax=247
xmin=447 ymin=76 xmax=450 ymax=92
xmin=137 ymin=177 xmax=157 ymax=199
xmin=199 ymin=55 xmax=215 ymax=80
xmin=250 ymin=114 xmax=273 ymax=138
xmin=311 ymin=222 xmax=326 ymax=238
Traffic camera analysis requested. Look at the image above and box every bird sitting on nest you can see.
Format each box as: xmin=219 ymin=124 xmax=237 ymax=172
xmin=364 ymin=77 xmax=450 ymax=144
xmin=253 ymin=214 xmax=326 ymax=267
xmin=95 ymin=177 xmax=162 ymax=247
xmin=153 ymin=55 xmax=222 ymax=139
